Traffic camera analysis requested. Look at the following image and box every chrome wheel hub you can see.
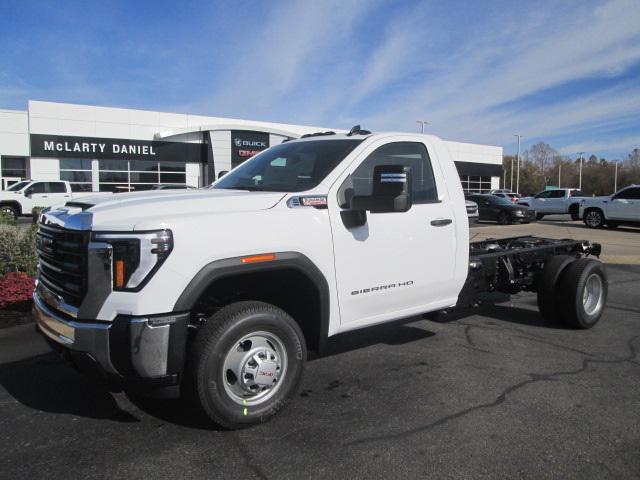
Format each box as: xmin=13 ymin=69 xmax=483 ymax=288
xmin=586 ymin=212 xmax=601 ymax=227
xmin=583 ymin=273 xmax=604 ymax=316
xmin=222 ymin=331 xmax=287 ymax=406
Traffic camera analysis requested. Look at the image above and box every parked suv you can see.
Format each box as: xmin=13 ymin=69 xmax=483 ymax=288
xmin=579 ymin=185 xmax=640 ymax=228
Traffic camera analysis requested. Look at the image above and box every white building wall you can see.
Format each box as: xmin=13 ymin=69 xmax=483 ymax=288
xmin=0 ymin=109 xmax=29 ymax=156
xmin=211 ymin=131 xmax=232 ymax=174
xmin=30 ymin=158 xmax=60 ymax=181
xmin=443 ymin=140 xmax=502 ymax=165
xmin=185 ymin=163 xmax=200 ymax=187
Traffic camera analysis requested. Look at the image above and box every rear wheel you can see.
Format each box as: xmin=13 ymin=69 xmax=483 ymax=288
xmin=188 ymin=301 xmax=306 ymax=429
xmin=537 ymin=255 xmax=575 ymax=323
xmin=584 ymin=209 xmax=604 ymax=228
xmin=497 ymin=212 xmax=511 ymax=225
xmin=558 ymin=259 xmax=608 ymax=329
xmin=569 ymin=204 xmax=580 ymax=221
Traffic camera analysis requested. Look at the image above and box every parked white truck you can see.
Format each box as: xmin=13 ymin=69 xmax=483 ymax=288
xmin=579 ymin=185 xmax=640 ymax=228
xmin=0 ymin=180 xmax=110 ymax=219
xmin=517 ymin=188 xmax=583 ymax=220
xmin=33 ymin=129 xmax=607 ymax=429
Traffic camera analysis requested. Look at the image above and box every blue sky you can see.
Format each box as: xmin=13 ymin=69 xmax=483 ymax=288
xmin=1 ymin=0 xmax=639 ymax=159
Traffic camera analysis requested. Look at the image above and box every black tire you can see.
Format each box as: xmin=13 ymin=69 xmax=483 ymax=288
xmin=536 ymin=213 xmax=545 ymax=220
xmin=558 ymin=259 xmax=608 ymax=329
xmin=188 ymin=301 xmax=306 ymax=429
xmin=537 ymin=255 xmax=575 ymax=323
xmin=497 ymin=212 xmax=511 ymax=225
xmin=569 ymin=204 xmax=580 ymax=221
xmin=583 ymin=209 xmax=604 ymax=228
xmin=0 ymin=204 xmax=18 ymax=219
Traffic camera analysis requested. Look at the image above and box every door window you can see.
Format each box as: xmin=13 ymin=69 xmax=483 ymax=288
xmin=25 ymin=182 xmax=45 ymax=195
xmin=548 ymin=190 xmax=565 ymax=198
xmin=614 ymin=187 xmax=640 ymax=200
xmin=350 ymin=142 xmax=437 ymax=203
xmin=47 ymin=182 xmax=66 ymax=193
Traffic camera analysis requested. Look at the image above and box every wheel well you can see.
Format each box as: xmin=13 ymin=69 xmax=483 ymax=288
xmin=0 ymin=201 xmax=21 ymax=215
xmin=191 ymin=268 xmax=325 ymax=353
xmin=569 ymin=203 xmax=579 ymax=212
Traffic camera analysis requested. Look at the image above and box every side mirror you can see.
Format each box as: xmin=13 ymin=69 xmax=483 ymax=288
xmin=218 ymin=170 xmax=229 ymax=179
xmin=24 ymin=190 xmax=32 ymax=198
xmin=350 ymin=165 xmax=412 ymax=213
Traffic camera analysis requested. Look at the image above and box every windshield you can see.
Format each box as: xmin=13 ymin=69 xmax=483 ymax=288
xmin=7 ymin=181 xmax=30 ymax=191
xmin=213 ymin=139 xmax=362 ymax=192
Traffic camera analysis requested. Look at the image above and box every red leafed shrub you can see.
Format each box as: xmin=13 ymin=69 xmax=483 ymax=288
xmin=0 ymin=272 xmax=35 ymax=310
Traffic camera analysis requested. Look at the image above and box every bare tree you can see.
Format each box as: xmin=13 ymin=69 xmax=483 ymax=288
xmin=529 ymin=142 xmax=557 ymax=187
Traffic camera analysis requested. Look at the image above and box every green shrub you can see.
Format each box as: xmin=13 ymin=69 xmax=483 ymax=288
xmin=31 ymin=206 xmax=46 ymax=224
xmin=0 ymin=224 xmax=38 ymax=277
xmin=0 ymin=211 xmax=17 ymax=226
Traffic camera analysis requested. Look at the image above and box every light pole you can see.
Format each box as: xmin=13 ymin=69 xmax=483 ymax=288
xmin=614 ymin=160 xmax=619 ymax=192
xmin=578 ymin=152 xmax=584 ymax=191
xmin=558 ymin=161 xmax=562 ymax=188
xmin=515 ymin=134 xmax=522 ymax=193
xmin=416 ymin=120 xmax=429 ymax=133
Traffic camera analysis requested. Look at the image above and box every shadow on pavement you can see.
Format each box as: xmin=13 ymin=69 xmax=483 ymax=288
xmin=319 ymin=320 xmax=436 ymax=358
xmin=0 ymin=352 xmax=139 ymax=422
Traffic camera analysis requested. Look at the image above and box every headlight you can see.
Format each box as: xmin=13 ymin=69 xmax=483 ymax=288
xmin=92 ymin=229 xmax=173 ymax=291
xmin=513 ymin=210 xmax=526 ymax=216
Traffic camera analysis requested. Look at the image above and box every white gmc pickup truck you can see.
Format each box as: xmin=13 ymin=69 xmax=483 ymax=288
xmin=33 ymin=129 xmax=607 ymax=429
xmin=517 ymin=188 xmax=583 ymax=220
xmin=0 ymin=180 xmax=110 ymax=219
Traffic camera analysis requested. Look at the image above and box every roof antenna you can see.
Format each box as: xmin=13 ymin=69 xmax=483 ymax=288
xmin=347 ymin=125 xmax=371 ymax=136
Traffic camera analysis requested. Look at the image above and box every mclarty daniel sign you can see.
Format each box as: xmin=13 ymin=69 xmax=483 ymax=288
xmin=231 ymin=130 xmax=269 ymax=167
xmin=30 ymin=134 xmax=204 ymax=163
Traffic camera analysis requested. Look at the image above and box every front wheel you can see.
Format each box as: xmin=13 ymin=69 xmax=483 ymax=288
xmin=188 ymin=301 xmax=306 ymax=429
xmin=584 ymin=209 xmax=604 ymax=228
xmin=497 ymin=212 xmax=511 ymax=225
xmin=0 ymin=205 xmax=18 ymax=220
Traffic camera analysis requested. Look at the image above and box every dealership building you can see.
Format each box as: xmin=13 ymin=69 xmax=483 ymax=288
xmin=0 ymin=100 xmax=502 ymax=193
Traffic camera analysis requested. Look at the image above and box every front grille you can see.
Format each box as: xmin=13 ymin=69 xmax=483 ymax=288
xmin=466 ymin=206 xmax=478 ymax=214
xmin=36 ymin=223 xmax=90 ymax=307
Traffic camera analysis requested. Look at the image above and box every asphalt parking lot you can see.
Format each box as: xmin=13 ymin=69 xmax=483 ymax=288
xmin=1 ymin=222 xmax=639 ymax=479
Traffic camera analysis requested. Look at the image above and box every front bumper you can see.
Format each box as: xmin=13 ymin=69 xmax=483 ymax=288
xmin=33 ymin=290 xmax=189 ymax=391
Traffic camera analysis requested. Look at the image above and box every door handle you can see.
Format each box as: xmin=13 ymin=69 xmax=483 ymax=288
xmin=431 ymin=218 xmax=452 ymax=227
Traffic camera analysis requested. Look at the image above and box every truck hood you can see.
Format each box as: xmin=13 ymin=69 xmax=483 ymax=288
xmin=46 ymin=189 xmax=287 ymax=230
xmin=0 ymin=190 xmax=24 ymax=200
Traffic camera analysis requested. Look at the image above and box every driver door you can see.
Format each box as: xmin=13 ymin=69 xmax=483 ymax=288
xmin=328 ymin=139 xmax=458 ymax=329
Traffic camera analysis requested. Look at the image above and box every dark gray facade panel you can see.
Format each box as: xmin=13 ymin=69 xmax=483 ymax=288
xmin=454 ymin=161 xmax=502 ymax=177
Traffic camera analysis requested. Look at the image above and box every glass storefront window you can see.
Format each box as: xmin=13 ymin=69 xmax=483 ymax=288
xmin=1 ymin=157 xmax=27 ymax=178
xmin=60 ymin=158 xmax=92 ymax=192
xmin=97 ymin=159 xmax=187 ymax=192
xmin=459 ymin=175 xmax=492 ymax=194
